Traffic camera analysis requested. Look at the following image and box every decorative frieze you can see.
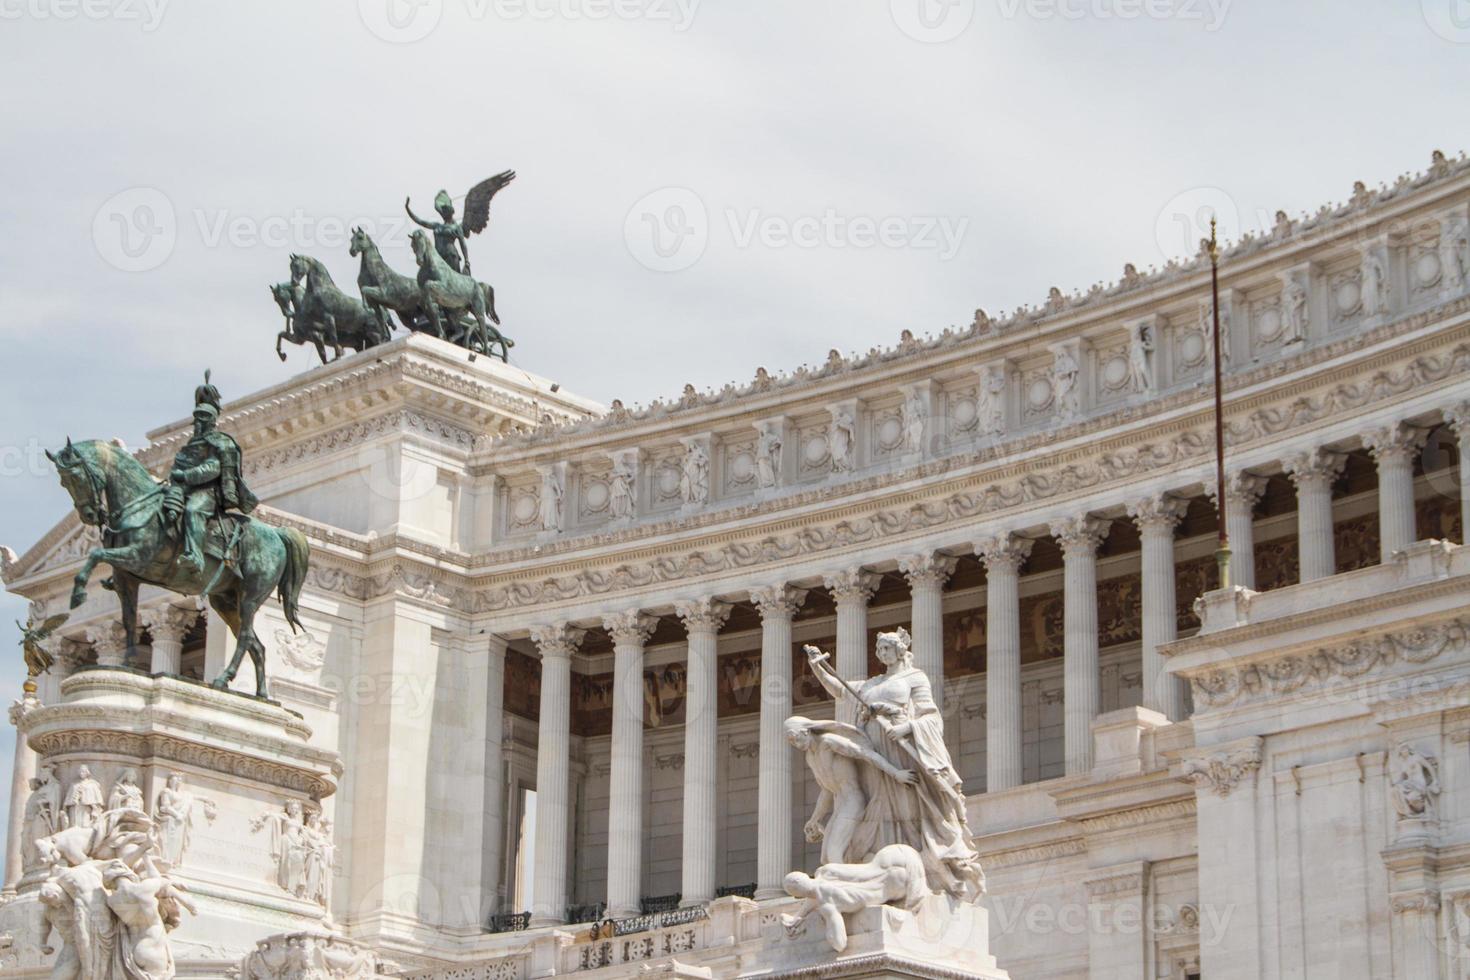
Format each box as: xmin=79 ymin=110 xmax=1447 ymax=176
xmin=1187 ymin=615 xmax=1470 ymax=709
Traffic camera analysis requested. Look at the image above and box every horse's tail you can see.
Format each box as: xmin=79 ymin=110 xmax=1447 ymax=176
xmin=275 ymin=526 xmax=310 ymax=633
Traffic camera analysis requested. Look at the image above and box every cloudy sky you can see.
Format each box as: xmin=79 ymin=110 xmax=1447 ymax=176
xmin=0 ymin=0 xmax=1467 ymax=828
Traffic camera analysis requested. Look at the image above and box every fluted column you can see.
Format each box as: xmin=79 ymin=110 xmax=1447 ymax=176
xmin=3 ymin=696 xmax=39 ymax=896
xmin=1284 ymin=448 xmax=1347 ymax=582
xmin=975 ymin=533 xmax=1032 ymax=792
xmin=1128 ymin=495 xmax=1189 ymax=721
xmin=750 ymin=585 xmax=807 ymax=899
xmin=482 ymin=633 xmax=508 ymax=916
xmin=1050 ymin=515 xmax=1111 ymax=775
xmin=674 ymin=597 xmax=731 ymax=906
xmin=601 ymin=610 xmax=657 ymax=916
xmin=1446 ymin=402 xmax=1470 ymax=544
xmin=1206 ymin=471 xmax=1268 ymax=590
xmin=1363 ymin=423 xmax=1429 ymax=561
xmin=141 ymin=603 xmax=198 ymax=676
xmin=86 ymin=619 xmax=129 ymax=669
xmin=822 ymin=568 xmax=881 ymax=725
xmin=897 ymin=553 xmax=958 ymax=710
xmin=529 ymin=623 xmax=584 ymax=925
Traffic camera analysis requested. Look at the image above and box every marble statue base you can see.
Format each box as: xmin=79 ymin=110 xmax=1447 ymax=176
xmin=0 ymin=668 xmax=344 ymax=975
xmin=758 ymin=896 xmax=1010 ymax=980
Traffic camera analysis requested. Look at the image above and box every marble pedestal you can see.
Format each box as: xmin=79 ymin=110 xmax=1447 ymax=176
xmin=756 ymin=897 xmax=1011 ymax=980
xmin=0 ymin=668 xmax=343 ymax=975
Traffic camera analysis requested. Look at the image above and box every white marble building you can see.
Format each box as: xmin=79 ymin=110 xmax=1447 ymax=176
xmin=4 ymin=150 xmax=1470 ymax=978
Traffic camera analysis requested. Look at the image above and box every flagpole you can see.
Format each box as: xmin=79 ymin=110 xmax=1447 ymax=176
xmin=1209 ymin=216 xmax=1231 ymax=590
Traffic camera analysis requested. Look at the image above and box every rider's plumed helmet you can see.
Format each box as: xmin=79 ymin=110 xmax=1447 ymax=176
xmin=193 ymin=369 xmax=222 ymax=413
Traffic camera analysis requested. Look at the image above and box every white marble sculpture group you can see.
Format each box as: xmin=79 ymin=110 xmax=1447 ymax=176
xmin=28 ymin=767 xmax=196 ymax=979
xmin=781 ymin=628 xmax=985 ymax=952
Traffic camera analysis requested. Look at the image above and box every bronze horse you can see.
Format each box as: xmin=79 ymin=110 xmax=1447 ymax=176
xmin=49 ymin=439 xmax=309 ymax=698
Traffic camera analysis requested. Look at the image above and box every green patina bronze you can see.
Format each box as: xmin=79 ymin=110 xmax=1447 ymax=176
xmin=273 ymin=170 xmax=518 ymax=365
xmin=405 ymin=170 xmax=516 ymax=276
xmin=47 ymin=373 xmax=309 ymax=699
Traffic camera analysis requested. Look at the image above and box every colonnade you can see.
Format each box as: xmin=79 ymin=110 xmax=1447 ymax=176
xmin=515 ymin=414 xmax=1465 ymax=920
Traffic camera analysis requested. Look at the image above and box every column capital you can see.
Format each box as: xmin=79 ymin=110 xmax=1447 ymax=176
xmin=822 ymin=567 xmax=881 ymax=605
xmin=674 ymin=597 xmax=733 ymax=633
xmin=1126 ymin=494 xmax=1190 ymax=534
xmin=53 ymin=637 xmax=90 ymax=675
xmin=974 ymin=533 xmax=1033 ymax=573
xmin=1443 ymin=400 xmax=1470 ymax=436
xmin=141 ymin=603 xmax=200 ymax=644
xmin=529 ymin=623 xmax=586 ymax=660
xmin=1049 ymin=515 xmax=1111 ymax=556
xmin=85 ymin=620 xmax=129 ymax=663
xmin=749 ymin=585 xmax=808 ymax=621
xmin=898 ymin=552 xmax=958 ymax=588
xmin=1205 ymin=470 xmax=1269 ymax=511
xmin=1362 ymin=422 xmax=1430 ymax=464
xmin=1282 ymin=447 xmax=1347 ymax=488
xmin=8 ymin=696 xmax=39 ymax=727
xmin=602 ymin=609 xmax=658 ymax=647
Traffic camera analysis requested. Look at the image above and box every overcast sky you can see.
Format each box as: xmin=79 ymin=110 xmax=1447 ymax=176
xmin=1 ymin=0 xmax=1467 ymax=832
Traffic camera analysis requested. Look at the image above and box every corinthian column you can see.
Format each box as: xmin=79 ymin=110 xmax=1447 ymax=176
xmin=529 ymin=623 xmax=584 ymax=925
xmin=482 ymin=634 xmax=508 ymax=916
xmin=1128 ymin=494 xmax=1189 ymax=721
xmin=142 ymin=603 xmax=199 ymax=676
xmin=86 ymin=619 xmax=130 ymax=669
xmin=1283 ymin=448 xmax=1347 ymax=582
xmin=898 ymin=552 xmax=957 ymax=710
xmin=822 ymin=568 xmax=881 ymax=725
xmin=1050 ymin=515 xmax=1111 ymax=775
xmin=1206 ymin=471 xmax=1268 ymax=590
xmin=674 ymin=597 xmax=731 ymax=906
xmin=3 ymin=696 xmax=39 ymax=897
xmin=1446 ymin=402 xmax=1470 ymax=545
xmin=750 ymin=585 xmax=807 ymax=899
xmin=974 ymin=533 xmax=1032 ymax=792
xmin=1363 ymin=423 xmax=1429 ymax=561
xmin=602 ymin=609 xmax=658 ymax=917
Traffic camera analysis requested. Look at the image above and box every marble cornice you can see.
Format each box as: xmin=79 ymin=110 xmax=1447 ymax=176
xmin=1166 ymin=573 xmax=1470 ymax=661
xmin=1051 ymin=772 xmax=1196 ymax=832
xmin=138 ymin=337 xmax=595 ymax=469
xmin=976 ymin=835 xmax=1088 ymax=871
xmin=489 ymin=164 xmax=1470 ymax=455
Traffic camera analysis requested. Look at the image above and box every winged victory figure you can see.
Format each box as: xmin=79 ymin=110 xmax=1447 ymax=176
xmin=18 ymin=612 xmax=69 ymax=678
xmin=405 ymin=170 xmax=517 ymax=276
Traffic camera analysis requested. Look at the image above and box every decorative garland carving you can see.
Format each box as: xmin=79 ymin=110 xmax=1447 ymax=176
xmin=1188 ymin=615 xmax=1470 ymax=709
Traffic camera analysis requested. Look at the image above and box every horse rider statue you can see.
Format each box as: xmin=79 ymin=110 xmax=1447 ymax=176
xmin=164 ymin=371 xmax=258 ymax=573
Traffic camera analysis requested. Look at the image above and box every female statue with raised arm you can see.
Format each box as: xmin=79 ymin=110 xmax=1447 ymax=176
xmin=803 ymin=628 xmax=985 ymax=902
